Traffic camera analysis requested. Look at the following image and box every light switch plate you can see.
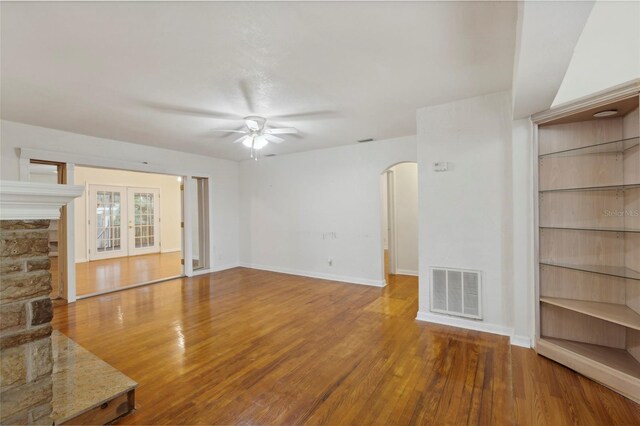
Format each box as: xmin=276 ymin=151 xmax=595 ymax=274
xmin=433 ymin=161 xmax=449 ymax=172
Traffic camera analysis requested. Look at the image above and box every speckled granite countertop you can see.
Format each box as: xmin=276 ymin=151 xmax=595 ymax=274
xmin=51 ymin=331 xmax=138 ymax=425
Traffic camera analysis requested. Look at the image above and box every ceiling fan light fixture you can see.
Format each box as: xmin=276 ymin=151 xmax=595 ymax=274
xmin=254 ymin=135 xmax=269 ymax=150
xmin=210 ymin=114 xmax=297 ymax=157
xmin=242 ymin=135 xmax=255 ymax=148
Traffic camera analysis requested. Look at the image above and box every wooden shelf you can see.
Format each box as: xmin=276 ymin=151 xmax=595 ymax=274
xmin=540 ymin=297 xmax=640 ymax=330
xmin=540 ymin=226 xmax=640 ymax=233
xmin=538 ymin=337 xmax=640 ymax=381
xmin=539 ymin=183 xmax=640 ymax=194
xmin=539 ymin=136 xmax=639 ymax=159
xmin=539 ymin=261 xmax=640 ymax=281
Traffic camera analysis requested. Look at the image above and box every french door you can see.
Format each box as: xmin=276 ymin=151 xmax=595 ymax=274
xmin=89 ymin=185 xmax=160 ymax=260
xmin=127 ymin=187 xmax=160 ymax=256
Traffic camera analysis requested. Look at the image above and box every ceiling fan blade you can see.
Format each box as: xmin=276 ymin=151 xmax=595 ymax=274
xmin=270 ymin=110 xmax=339 ymax=120
xmin=245 ymin=119 xmax=260 ymax=131
xmin=142 ymin=101 xmax=243 ymax=121
xmin=264 ymin=134 xmax=285 ymax=144
xmin=265 ymin=127 xmax=298 ymax=135
xmin=233 ymin=135 xmax=250 ymax=144
xmin=238 ymin=79 xmax=255 ymax=113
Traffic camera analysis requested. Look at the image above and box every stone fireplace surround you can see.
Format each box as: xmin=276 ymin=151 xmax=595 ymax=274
xmin=1 ymin=181 xmax=83 ymax=424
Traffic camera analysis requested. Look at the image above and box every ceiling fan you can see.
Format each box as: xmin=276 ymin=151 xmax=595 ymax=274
xmin=212 ymin=116 xmax=298 ymax=158
xmin=143 ymin=79 xmax=339 ymax=159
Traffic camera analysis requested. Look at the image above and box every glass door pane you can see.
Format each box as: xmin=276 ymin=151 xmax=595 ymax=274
xmin=96 ymin=190 xmax=122 ymax=252
xmin=127 ymin=187 xmax=160 ymax=256
xmin=89 ymin=185 xmax=127 ymax=260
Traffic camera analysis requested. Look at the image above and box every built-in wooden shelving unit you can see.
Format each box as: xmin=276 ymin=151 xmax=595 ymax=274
xmin=533 ymin=80 xmax=640 ymax=403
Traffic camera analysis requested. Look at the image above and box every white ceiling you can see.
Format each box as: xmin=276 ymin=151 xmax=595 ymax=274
xmin=511 ymin=1 xmax=594 ymax=119
xmin=1 ymin=2 xmax=516 ymax=161
xmin=553 ymin=1 xmax=640 ymax=106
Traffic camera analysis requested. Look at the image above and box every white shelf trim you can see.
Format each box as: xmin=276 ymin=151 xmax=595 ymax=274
xmin=0 ymin=180 xmax=84 ymax=220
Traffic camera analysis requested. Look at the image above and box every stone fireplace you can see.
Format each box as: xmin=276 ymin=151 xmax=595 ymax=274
xmin=0 ymin=181 xmax=83 ymax=424
xmin=1 ymin=219 xmax=55 ymax=424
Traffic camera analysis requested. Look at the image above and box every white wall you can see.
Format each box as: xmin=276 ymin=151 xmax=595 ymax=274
xmin=73 ymin=166 xmax=182 ymax=262
xmin=416 ymin=91 xmax=532 ymax=343
xmin=553 ymin=1 xmax=640 ymax=106
xmin=511 ymin=118 xmax=534 ymax=345
xmin=380 ymin=173 xmax=389 ymax=250
xmin=0 ymin=120 xmax=240 ymax=270
xmin=239 ymin=136 xmax=417 ymax=286
xmin=389 ymin=162 xmax=418 ymax=275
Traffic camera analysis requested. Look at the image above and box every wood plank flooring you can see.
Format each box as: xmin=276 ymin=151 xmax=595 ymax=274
xmin=512 ymin=345 xmax=640 ymax=424
xmin=51 ymin=268 xmax=640 ymax=425
xmin=75 ymin=251 xmax=183 ymax=297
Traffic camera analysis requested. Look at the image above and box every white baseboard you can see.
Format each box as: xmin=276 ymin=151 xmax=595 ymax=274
xmin=212 ymin=262 xmax=240 ymax=272
xmin=239 ymin=262 xmax=386 ymax=287
xmin=161 ymin=248 xmax=182 ymax=254
xmin=75 ymin=258 xmax=88 ymax=264
xmin=395 ymin=269 xmax=419 ymax=277
xmin=416 ymin=311 xmax=531 ymax=347
xmin=416 ymin=311 xmax=513 ymax=338
xmin=510 ymin=335 xmax=532 ymax=348
xmin=181 ymin=262 xmax=239 ymax=277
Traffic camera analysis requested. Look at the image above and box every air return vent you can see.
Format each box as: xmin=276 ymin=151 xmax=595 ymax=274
xmin=430 ymin=267 xmax=482 ymax=319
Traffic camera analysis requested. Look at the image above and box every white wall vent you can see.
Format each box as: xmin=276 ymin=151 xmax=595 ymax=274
xmin=429 ymin=267 xmax=482 ymax=320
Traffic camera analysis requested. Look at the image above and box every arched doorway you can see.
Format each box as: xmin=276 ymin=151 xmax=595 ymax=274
xmin=380 ymin=162 xmax=418 ymax=284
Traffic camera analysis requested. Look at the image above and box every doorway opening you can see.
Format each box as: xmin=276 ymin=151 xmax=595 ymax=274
xmin=28 ymin=161 xmax=66 ymax=300
xmin=380 ymin=162 xmax=418 ymax=284
xmin=25 ymin=154 xmax=212 ymax=301
xmin=73 ymin=166 xmax=185 ymax=297
xmin=189 ymin=176 xmax=210 ymax=271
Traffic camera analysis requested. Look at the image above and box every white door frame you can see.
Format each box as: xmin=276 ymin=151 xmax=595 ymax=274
xmin=19 ymin=147 xmax=216 ymax=302
xmin=386 ymin=170 xmax=398 ymax=275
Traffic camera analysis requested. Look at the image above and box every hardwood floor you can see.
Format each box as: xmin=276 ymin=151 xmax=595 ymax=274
xmin=51 ymin=269 xmax=640 ymax=425
xmin=75 ymin=251 xmax=183 ymax=297
xmin=512 ymin=345 xmax=640 ymax=425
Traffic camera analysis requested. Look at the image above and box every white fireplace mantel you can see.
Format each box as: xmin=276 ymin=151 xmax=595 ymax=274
xmin=0 ymin=180 xmax=84 ymax=220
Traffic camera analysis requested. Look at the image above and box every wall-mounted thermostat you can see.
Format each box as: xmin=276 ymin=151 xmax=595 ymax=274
xmin=433 ymin=161 xmax=449 ymax=172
